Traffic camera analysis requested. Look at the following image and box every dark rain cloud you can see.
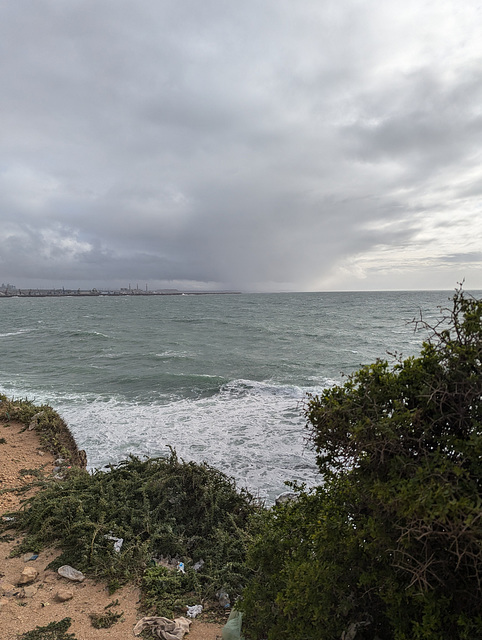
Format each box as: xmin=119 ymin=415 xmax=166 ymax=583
xmin=0 ymin=0 xmax=481 ymax=291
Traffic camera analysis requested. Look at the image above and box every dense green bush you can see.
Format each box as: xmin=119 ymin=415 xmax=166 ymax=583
xmin=242 ymin=289 xmax=482 ymax=639
xmin=10 ymin=452 xmax=259 ymax=615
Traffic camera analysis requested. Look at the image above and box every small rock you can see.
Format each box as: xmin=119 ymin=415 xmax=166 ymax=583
xmin=37 ymin=450 xmax=45 ymax=456
xmin=22 ymin=585 xmax=38 ymax=598
xmin=58 ymin=565 xmax=85 ymax=582
xmin=0 ymin=582 xmax=16 ymax=596
xmin=18 ymin=567 xmax=38 ymax=585
xmin=56 ymin=589 xmax=74 ymax=602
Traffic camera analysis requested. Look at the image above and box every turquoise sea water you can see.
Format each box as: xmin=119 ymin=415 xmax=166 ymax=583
xmin=0 ymin=290 xmax=471 ymax=502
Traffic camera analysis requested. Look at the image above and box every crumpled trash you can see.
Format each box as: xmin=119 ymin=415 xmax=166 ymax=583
xmin=186 ymin=604 xmax=203 ymax=618
xmin=104 ymin=534 xmax=124 ymax=552
xmin=222 ymin=609 xmax=244 ymax=640
xmin=177 ymin=562 xmax=185 ymax=574
xmin=217 ymin=588 xmax=230 ymax=608
xmin=57 ymin=565 xmax=85 ymax=582
xmin=133 ymin=616 xmax=191 ymax=640
xmin=192 ymin=559 xmax=204 ymax=571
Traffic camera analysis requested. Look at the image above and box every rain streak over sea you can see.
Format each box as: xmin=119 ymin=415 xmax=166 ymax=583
xmin=0 ymin=290 xmax=471 ymax=503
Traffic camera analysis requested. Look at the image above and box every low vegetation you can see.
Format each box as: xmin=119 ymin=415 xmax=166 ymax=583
xmin=18 ymin=618 xmax=76 ymax=640
xmin=6 ymin=451 xmax=259 ymax=617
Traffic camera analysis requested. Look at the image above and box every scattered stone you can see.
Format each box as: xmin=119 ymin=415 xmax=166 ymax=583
xmin=42 ymin=573 xmax=58 ymax=584
xmin=58 ymin=565 xmax=85 ymax=582
xmin=56 ymin=589 xmax=74 ymax=602
xmin=22 ymin=585 xmax=38 ymax=598
xmin=37 ymin=450 xmax=45 ymax=456
xmin=0 ymin=582 xmax=16 ymax=596
xmin=18 ymin=566 xmax=38 ymax=585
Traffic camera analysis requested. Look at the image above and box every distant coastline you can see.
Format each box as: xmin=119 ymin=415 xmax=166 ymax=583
xmin=0 ymin=285 xmax=241 ymax=298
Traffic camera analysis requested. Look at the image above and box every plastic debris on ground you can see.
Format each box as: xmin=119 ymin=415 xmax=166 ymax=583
xmin=217 ymin=588 xmax=231 ymax=608
xmin=222 ymin=609 xmax=244 ymax=640
xmin=133 ymin=615 xmax=191 ymax=639
xmin=57 ymin=564 xmax=85 ymax=582
xmin=186 ymin=604 xmax=203 ymax=618
xmin=104 ymin=534 xmax=124 ymax=552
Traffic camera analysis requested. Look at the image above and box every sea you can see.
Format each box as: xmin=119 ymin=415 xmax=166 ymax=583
xmin=0 ymin=290 xmax=473 ymax=503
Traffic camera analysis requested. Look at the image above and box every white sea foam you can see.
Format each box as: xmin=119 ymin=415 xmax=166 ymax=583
xmin=0 ymin=378 xmax=322 ymax=503
xmin=0 ymin=329 xmax=33 ymax=338
xmin=56 ymin=378 xmax=323 ymax=503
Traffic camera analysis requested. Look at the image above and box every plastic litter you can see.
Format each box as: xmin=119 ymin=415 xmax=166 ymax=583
xmin=104 ymin=534 xmax=124 ymax=552
xmin=177 ymin=561 xmax=185 ymax=574
xmin=222 ymin=609 xmax=244 ymax=640
xmin=217 ymin=588 xmax=231 ymax=608
xmin=57 ymin=565 xmax=85 ymax=582
xmin=186 ymin=604 xmax=203 ymax=618
xmin=133 ymin=616 xmax=191 ymax=639
xmin=193 ymin=559 xmax=204 ymax=571
xmin=23 ymin=553 xmax=39 ymax=562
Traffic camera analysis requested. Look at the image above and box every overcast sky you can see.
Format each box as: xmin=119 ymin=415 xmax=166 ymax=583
xmin=1 ymin=0 xmax=481 ymax=292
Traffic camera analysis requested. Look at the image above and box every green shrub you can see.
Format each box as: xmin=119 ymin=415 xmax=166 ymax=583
xmin=18 ymin=618 xmax=76 ymax=640
xmin=12 ymin=451 xmax=259 ymax=613
xmin=242 ymin=289 xmax=482 ymax=639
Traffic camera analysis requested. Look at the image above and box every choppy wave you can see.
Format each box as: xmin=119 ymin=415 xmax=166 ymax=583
xmin=65 ymin=330 xmax=111 ymax=339
xmin=0 ymin=329 xmax=34 ymax=338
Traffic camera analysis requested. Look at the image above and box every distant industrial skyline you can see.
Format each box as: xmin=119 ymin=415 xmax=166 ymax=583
xmin=0 ymin=282 xmax=239 ymax=297
xmin=1 ymin=1 xmax=481 ymax=292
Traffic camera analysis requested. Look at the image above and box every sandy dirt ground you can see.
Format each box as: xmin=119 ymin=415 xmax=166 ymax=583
xmin=0 ymin=420 xmax=224 ymax=640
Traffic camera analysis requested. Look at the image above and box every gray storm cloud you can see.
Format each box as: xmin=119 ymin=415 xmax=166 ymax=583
xmin=1 ymin=0 xmax=481 ymax=291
